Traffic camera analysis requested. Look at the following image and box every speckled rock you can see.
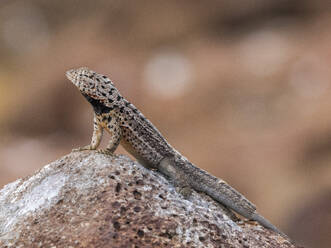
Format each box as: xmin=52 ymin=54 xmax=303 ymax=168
xmin=0 ymin=151 xmax=301 ymax=248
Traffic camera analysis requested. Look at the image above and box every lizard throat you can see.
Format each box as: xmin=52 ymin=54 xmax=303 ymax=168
xmin=82 ymin=93 xmax=112 ymax=114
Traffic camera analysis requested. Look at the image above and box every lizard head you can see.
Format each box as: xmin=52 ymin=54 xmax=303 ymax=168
xmin=66 ymin=67 xmax=123 ymax=111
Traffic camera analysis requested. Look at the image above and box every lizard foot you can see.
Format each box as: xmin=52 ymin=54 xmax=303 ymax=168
xmin=72 ymin=145 xmax=94 ymax=152
xmin=176 ymin=185 xmax=193 ymax=199
xmin=96 ymin=149 xmax=114 ymax=156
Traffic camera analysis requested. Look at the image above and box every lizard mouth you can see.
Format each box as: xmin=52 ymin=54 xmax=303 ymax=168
xmin=66 ymin=69 xmax=79 ymax=86
xmin=66 ymin=69 xmax=75 ymax=81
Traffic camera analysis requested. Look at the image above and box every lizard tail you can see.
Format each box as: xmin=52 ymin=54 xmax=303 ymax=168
xmin=191 ymin=167 xmax=290 ymax=239
xmin=192 ymin=168 xmax=290 ymax=238
xmin=159 ymin=156 xmax=288 ymax=238
xmin=250 ymin=212 xmax=291 ymax=241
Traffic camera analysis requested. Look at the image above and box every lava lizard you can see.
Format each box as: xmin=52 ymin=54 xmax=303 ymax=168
xmin=66 ymin=67 xmax=287 ymax=238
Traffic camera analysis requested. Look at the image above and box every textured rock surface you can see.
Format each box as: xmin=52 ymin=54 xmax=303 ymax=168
xmin=0 ymin=151 xmax=301 ymax=247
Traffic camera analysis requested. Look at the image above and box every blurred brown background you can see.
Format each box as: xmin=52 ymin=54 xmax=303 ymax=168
xmin=0 ymin=1 xmax=330 ymax=247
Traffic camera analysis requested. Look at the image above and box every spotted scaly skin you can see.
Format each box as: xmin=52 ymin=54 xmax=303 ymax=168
xmin=66 ymin=67 xmax=288 ymax=238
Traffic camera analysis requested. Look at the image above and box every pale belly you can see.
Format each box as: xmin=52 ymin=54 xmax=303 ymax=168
xmin=120 ymin=139 xmax=155 ymax=168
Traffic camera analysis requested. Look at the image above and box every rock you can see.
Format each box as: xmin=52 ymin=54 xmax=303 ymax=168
xmin=0 ymin=151 xmax=300 ymax=247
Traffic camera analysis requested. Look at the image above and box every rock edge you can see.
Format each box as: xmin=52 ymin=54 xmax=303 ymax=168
xmin=0 ymin=151 xmax=301 ymax=248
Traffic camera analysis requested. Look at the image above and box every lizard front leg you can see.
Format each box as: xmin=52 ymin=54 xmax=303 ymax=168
xmin=98 ymin=115 xmax=122 ymax=155
xmin=73 ymin=114 xmax=103 ymax=152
